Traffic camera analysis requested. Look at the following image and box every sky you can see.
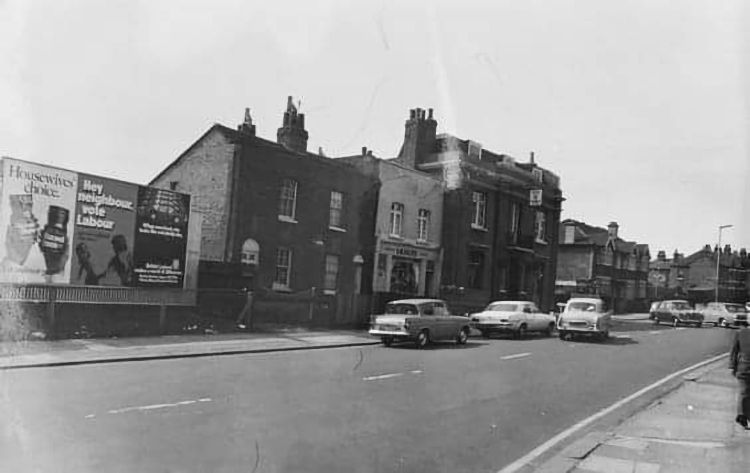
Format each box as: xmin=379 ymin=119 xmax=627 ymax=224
xmin=1 ymin=0 xmax=748 ymax=258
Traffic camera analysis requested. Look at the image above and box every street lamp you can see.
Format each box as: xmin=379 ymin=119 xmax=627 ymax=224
xmin=715 ymin=224 xmax=733 ymax=302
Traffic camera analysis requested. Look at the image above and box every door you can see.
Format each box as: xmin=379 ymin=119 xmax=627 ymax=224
xmin=433 ymin=301 xmax=456 ymax=339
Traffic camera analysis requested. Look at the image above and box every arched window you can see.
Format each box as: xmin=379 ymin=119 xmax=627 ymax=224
xmin=241 ymin=239 xmax=260 ymax=266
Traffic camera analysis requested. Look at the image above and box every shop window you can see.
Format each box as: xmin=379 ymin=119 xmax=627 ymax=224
xmin=534 ymin=211 xmax=546 ymax=243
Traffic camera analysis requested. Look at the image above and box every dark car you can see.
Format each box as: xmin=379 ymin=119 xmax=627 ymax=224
xmin=650 ymin=300 xmax=704 ymax=327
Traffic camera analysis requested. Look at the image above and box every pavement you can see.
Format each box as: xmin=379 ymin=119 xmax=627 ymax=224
xmin=531 ymin=355 xmax=750 ymax=473
xmin=0 ymin=326 xmax=379 ymax=369
xmin=2 ymin=314 xmax=747 ymax=472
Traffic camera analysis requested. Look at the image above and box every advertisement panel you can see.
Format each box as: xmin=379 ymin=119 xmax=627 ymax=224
xmin=69 ymin=174 xmax=138 ymax=286
xmin=132 ymin=186 xmax=191 ymax=288
xmin=0 ymin=157 xmax=193 ymax=288
xmin=0 ymin=158 xmax=78 ymax=283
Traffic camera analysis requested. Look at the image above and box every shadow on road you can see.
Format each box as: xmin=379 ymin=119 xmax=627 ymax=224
xmin=560 ymin=335 xmax=639 ymax=346
xmin=384 ymin=341 xmax=485 ymax=350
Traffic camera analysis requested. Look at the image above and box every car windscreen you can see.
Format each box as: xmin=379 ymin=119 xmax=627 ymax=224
xmin=567 ymin=302 xmax=597 ymax=312
xmin=725 ymin=304 xmax=746 ymax=313
xmin=672 ymin=302 xmax=691 ymax=310
xmin=384 ymin=303 xmax=420 ymax=315
xmin=485 ymin=303 xmax=519 ymax=312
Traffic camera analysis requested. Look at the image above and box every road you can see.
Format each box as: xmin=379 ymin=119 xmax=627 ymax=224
xmin=0 ymin=321 xmax=733 ymax=473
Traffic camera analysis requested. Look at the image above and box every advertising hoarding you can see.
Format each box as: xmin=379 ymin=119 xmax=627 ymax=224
xmin=0 ymin=158 xmax=192 ymax=288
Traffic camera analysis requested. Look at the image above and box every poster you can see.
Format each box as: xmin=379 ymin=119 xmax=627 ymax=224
xmin=0 ymin=158 xmax=78 ymax=283
xmin=132 ymin=186 xmax=190 ymax=287
xmin=69 ymin=174 xmax=138 ymax=286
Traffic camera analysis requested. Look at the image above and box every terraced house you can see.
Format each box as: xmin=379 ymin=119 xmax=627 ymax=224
xmin=150 ymin=99 xmax=379 ymax=327
xmin=556 ymin=220 xmax=650 ymax=313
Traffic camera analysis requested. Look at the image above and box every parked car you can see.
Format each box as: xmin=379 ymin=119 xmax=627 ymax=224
xmin=650 ymin=300 xmax=703 ymax=327
xmin=702 ymin=302 xmax=748 ymax=328
xmin=557 ymin=297 xmax=612 ymax=341
xmin=368 ymin=299 xmax=472 ymax=348
xmin=470 ymin=301 xmax=556 ymax=339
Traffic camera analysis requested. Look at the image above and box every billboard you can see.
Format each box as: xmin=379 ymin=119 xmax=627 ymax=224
xmin=0 ymin=158 xmax=192 ymax=288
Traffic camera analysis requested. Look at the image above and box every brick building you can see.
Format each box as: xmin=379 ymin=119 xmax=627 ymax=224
xmin=650 ymin=245 xmax=750 ymax=304
xmin=339 ymin=147 xmax=444 ymax=311
xmin=387 ymin=107 xmax=563 ymax=314
xmin=150 ymin=99 xmax=379 ymax=326
xmin=556 ymin=220 xmax=650 ymax=313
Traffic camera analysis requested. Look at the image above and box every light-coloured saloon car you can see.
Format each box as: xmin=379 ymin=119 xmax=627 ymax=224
xmin=557 ymin=297 xmax=613 ymax=341
xmin=470 ymin=301 xmax=556 ymax=339
xmin=701 ymin=302 xmax=748 ymax=328
xmin=368 ymin=299 xmax=472 ymax=348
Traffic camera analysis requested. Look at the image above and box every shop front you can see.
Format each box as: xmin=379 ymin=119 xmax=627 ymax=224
xmin=372 ymin=238 xmax=441 ymax=309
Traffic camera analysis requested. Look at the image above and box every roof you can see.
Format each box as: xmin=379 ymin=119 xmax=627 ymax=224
xmin=150 ymin=123 xmax=368 ymax=186
xmin=566 ymin=297 xmax=604 ymax=303
xmin=388 ymin=298 xmax=446 ymax=305
xmin=559 ymin=219 xmax=646 ymax=254
xmin=487 ymin=300 xmax=533 ymax=304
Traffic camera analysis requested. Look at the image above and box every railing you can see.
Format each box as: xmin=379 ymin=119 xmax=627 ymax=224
xmin=0 ymin=284 xmax=196 ymax=305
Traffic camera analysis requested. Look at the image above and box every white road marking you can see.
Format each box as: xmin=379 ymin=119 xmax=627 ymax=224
xmin=500 ymin=352 xmax=532 ymax=361
xmin=86 ymin=398 xmax=212 ymax=418
xmin=675 ymin=327 xmax=687 ymax=331
xmin=496 ymin=352 xmax=729 ymax=473
xmin=363 ymin=370 xmax=422 ymax=381
xmin=648 ymin=331 xmax=662 ymax=335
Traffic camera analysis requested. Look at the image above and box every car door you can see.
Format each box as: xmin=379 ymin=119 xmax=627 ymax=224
xmin=434 ymin=301 xmax=456 ymax=339
xmin=527 ymin=303 xmax=544 ymax=330
xmin=658 ymin=302 xmax=670 ymax=323
xmin=420 ymin=302 xmax=440 ymax=338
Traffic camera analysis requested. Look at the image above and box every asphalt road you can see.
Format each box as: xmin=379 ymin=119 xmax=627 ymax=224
xmin=0 ymin=321 xmax=734 ymax=473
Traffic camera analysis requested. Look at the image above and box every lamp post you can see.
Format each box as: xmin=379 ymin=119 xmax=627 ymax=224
xmin=715 ymin=224 xmax=733 ymax=302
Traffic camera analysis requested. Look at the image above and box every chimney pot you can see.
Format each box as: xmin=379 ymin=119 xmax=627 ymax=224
xmin=428 ymin=108 xmax=434 ymax=119
xmin=410 ymin=109 xmax=416 ymax=119
xmin=362 ymin=146 xmax=367 ymax=156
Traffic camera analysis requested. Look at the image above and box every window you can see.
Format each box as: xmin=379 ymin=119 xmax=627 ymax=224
xmin=278 ymin=178 xmax=298 ymax=219
xmin=417 ymin=209 xmax=430 ymax=242
xmin=329 ymin=191 xmax=343 ymax=228
xmin=390 ymin=202 xmax=404 ymax=236
xmin=240 ymin=239 xmax=260 ymax=266
xmin=324 ymin=254 xmax=339 ymax=291
xmin=534 ymin=211 xmax=546 ymax=243
xmin=472 ymin=191 xmax=487 ymax=229
xmin=532 ymin=168 xmax=544 ymax=183
xmin=273 ymin=247 xmax=292 ymax=289
xmin=510 ymin=202 xmax=520 ymax=243
xmin=467 ymin=250 xmax=485 ymax=289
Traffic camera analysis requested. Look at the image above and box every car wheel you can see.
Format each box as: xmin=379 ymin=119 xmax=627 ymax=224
xmin=545 ymin=322 xmax=555 ymax=337
xmin=415 ymin=330 xmax=429 ymax=349
xmin=381 ymin=336 xmax=393 ymax=347
xmin=515 ymin=324 xmax=527 ymax=339
xmin=558 ymin=330 xmax=567 ymax=340
xmin=456 ymin=328 xmax=469 ymax=345
xmin=480 ymin=330 xmax=490 ymax=339
xmin=672 ymin=318 xmax=679 ymax=328
xmin=654 ymin=316 xmax=660 ymax=325
xmin=719 ymin=318 xmax=726 ymax=328
xmin=694 ymin=322 xmax=701 ymax=328
xmin=601 ymin=331 xmax=610 ymax=341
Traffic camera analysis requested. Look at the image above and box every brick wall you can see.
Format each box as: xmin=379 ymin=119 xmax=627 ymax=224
xmin=151 ymin=127 xmax=235 ymax=262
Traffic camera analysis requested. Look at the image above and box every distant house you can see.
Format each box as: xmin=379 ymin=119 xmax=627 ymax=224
xmin=651 ymin=245 xmax=750 ymax=304
xmin=556 ymin=219 xmax=650 ymax=313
